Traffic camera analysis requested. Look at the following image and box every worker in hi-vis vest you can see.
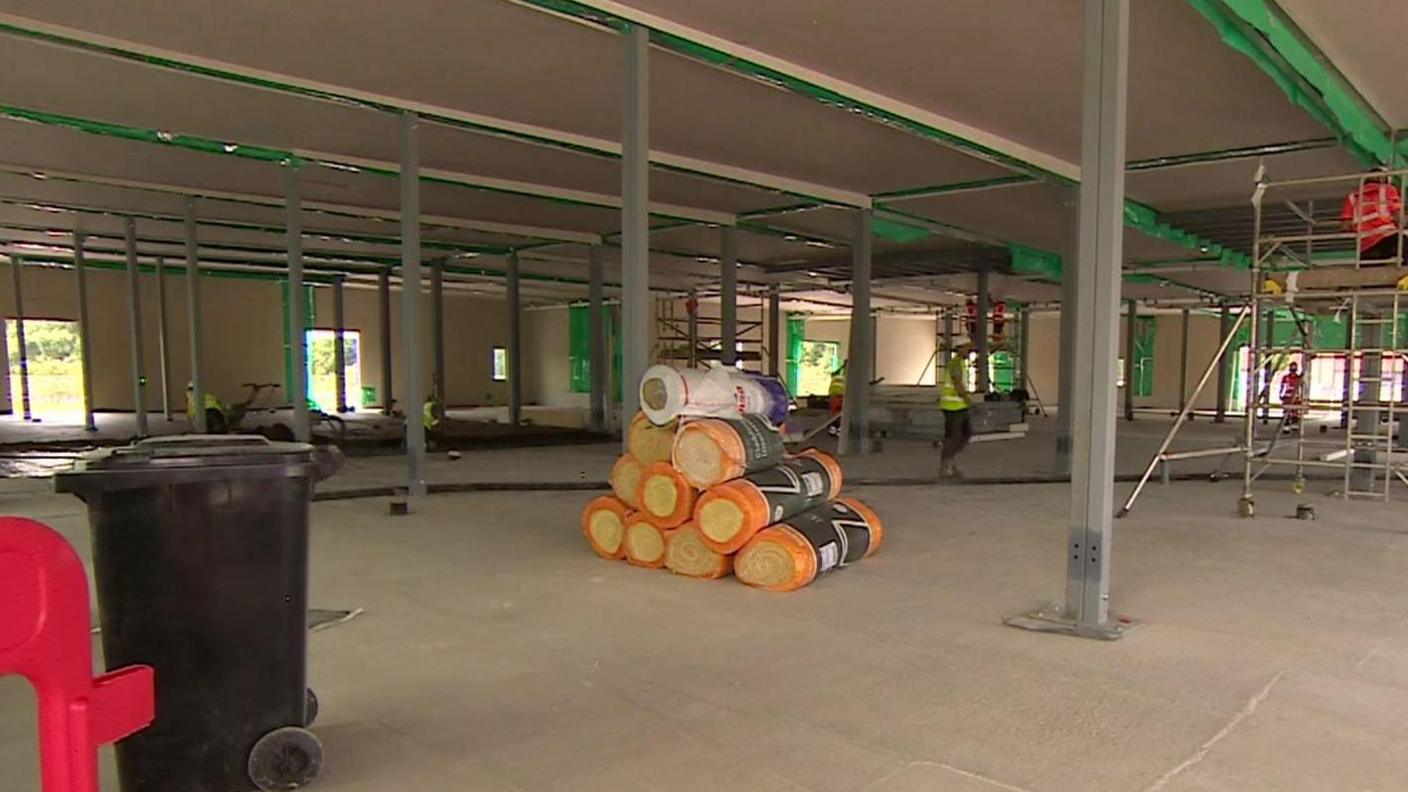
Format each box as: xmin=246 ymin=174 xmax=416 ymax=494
xmin=939 ymin=342 xmax=977 ymax=478
xmin=827 ymin=361 xmax=847 ymax=437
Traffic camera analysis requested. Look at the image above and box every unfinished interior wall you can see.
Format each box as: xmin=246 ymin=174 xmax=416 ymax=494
xmin=801 ymin=315 xmax=939 ymax=385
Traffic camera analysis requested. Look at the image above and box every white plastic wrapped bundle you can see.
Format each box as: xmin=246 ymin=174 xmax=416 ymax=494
xmin=638 ymin=365 xmax=790 ymax=427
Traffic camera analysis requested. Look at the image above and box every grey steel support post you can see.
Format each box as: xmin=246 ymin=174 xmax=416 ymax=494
xmin=154 ymin=257 xmax=172 ymax=421
xmin=400 ymin=111 xmax=427 ymax=497
xmin=768 ymin=284 xmax=782 ymax=376
xmin=620 ymin=24 xmax=651 ymax=442
xmin=183 ymin=200 xmax=205 ymax=428
xmin=429 ymin=261 xmax=444 ymax=412
xmin=1341 ymin=315 xmax=1355 ymax=429
xmin=378 ymin=268 xmax=393 ymax=415
xmin=1055 ymin=193 xmax=1080 ymax=474
xmin=975 ymin=269 xmax=991 ymax=392
xmin=1018 ymin=305 xmax=1032 ymax=391
xmin=1178 ymin=307 xmax=1191 ymax=412
xmin=588 ymin=246 xmax=607 ymax=432
xmin=1008 ymin=0 xmax=1136 ymax=639
xmin=1261 ymin=308 xmax=1276 ymax=423
xmin=284 ymin=165 xmax=311 ymax=443
xmin=686 ymin=287 xmax=699 ymax=366
xmin=74 ymin=231 xmax=97 ymax=431
xmin=839 ymin=209 xmax=873 ymax=456
xmin=0 ymin=313 xmax=9 ymax=416
xmin=941 ymin=306 xmax=954 ymax=370
xmin=507 ymin=252 xmax=523 ymax=426
xmin=719 ymin=226 xmax=738 ymax=367
xmin=1352 ymin=318 xmax=1382 ymax=492
xmin=333 ymin=274 xmax=348 ymax=413
xmin=9 ymin=253 xmax=31 ymax=421
xmin=182 ymin=200 xmax=205 ymax=433
xmin=124 ymin=219 xmax=148 ymax=437
xmin=1124 ymin=299 xmax=1136 ymax=421
xmin=1215 ymin=303 xmax=1231 ymax=422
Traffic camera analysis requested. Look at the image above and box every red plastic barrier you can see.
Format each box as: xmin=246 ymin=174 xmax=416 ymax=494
xmin=0 ymin=516 xmax=155 ymax=792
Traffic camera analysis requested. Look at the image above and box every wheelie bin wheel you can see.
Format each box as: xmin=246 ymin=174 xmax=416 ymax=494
xmin=248 ymin=726 xmax=323 ymax=791
xmin=304 ymin=688 xmax=319 ymax=727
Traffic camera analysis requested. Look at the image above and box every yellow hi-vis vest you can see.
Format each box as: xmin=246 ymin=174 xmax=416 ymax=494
xmin=940 ymin=356 xmax=968 ymax=411
xmin=828 ymin=373 xmax=846 ymax=396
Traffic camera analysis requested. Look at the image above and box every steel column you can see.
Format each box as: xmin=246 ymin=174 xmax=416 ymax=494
xmin=74 ymin=231 xmax=97 ymax=431
xmin=430 ymin=261 xmax=444 ymax=412
xmin=1352 ymin=318 xmax=1382 ymax=492
xmin=768 ymin=284 xmax=782 ymax=376
xmin=154 ymin=257 xmax=172 ymax=421
xmin=124 ymin=219 xmax=148 ymax=437
xmin=1018 ymin=305 xmax=1032 ymax=392
xmin=507 ymin=252 xmax=523 ymax=426
xmin=1215 ymin=302 xmax=1230 ymax=422
xmin=378 ymin=268 xmax=393 ymax=416
xmin=720 ymin=226 xmax=739 ymax=367
xmin=975 ymin=269 xmax=991 ymax=392
xmin=284 ymin=165 xmax=311 ymax=443
xmin=9 ymin=253 xmax=31 ymax=421
xmin=333 ymin=274 xmax=348 ymax=412
xmin=686 ymin=287 xmax=699 ymax=366
xmin=588 ymin=245 xmax=607 ymax=433
xmin=839 ymin=209 xmax=873 ymax=456
xmin=1341 ymin=316 xmax=1355 ymax=429
xmin=1009 ymin=0 xmax=1135 ymax=639
xmin=620 ymin=24 xmax=651 ymax=442
xmin=182 ymin=201 xmax=205 ymax=433
xmin=400 ymin=111 xmax=427 ymax=497
xmin=1179 ymin=307 xmax=1191 ymax=412
xmin=1124 ymin=299 xmax=1136 ymax=421
xmin=941 ymin=307 xmax=954 ymax=370
xmin=1055 ymin=193 xmax=1080 ymax=474
xmin=1260 ymin=307 xmax=1276 ymax=423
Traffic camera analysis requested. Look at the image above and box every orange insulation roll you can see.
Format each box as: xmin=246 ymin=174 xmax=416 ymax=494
xmin=672 ymin=414 xmax=785 ymax=490
xmin=665 ymin=523 xmax=733 ymax=579
xmin=734 ymin=497 xmax=883 ymax=592
xmin=627 ymin=412 xmax=677 ymax=465
xmin=609 ymin=454 xmax=645 ymax=509
xmin=581 ymin=495 xmax=631 ymax=560
xmin=694 ymin=449 xmax=844 ymax=555
xmin=623 ymin=513 xmax=673 ymax=568
xmin=635 ymin=462 xmax=698 ymax=529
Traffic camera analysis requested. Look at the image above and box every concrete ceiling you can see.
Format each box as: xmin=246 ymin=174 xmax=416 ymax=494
xmin=1278 ymin=0 xmax=1408 ymax=129
xmin=0 ymin=0 xmax=1393 ymax=306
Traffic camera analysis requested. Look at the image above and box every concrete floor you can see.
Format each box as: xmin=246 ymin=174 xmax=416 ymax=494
xmin=3 ymin=425 xmax=1408 ymax=791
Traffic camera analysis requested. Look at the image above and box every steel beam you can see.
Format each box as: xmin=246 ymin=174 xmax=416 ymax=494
xmin=333 ymin=274 xmax=348 ymax=413
xmin=154 ymin=257 xmax=172 ymax=421
xmin=840 ymin=209 xmax=873 ymax=456
xmin=378 ymin=268 xmax=393 ymax=416
xmin=620 ymin=24 xmax=651 ymax=444
xmin=401 ymin=111 xmax=427 ymax=498
xmin=73 ymin=230 xmax=97 ymax=431
xmin=285 ymin=165 xmax=311 ymax=443
xmin=720 ymin=226 xmax=739 ymax=367
xmin=1215 ymin=302 xmax=1230 ymax=422
xmin=9 ymin=253 xmax=30 ymax=421
xmin=507 ymin=252 xmax=523 ymax=426
xmin=768 ymin=284 xmax=782 ymax=377
xmin=1009 ymin=0 xmax=1136 ymax=640
xmin=430 ymin=261 xmax=444 ymax=412
xmin=182 ymin=200 xmax=205 ymax=432
xmin=975 ymin=270 xmax=991 ymax=393
xmin=1124 ymin=299 xmax=1137 ymax=421
xmin=124 ymin=218 xmax=148 ymax=436
xmin=1018 ymin=305 xmax=1032 ymax=392
xmin=588 ymin=245 xmax=607 ymax=433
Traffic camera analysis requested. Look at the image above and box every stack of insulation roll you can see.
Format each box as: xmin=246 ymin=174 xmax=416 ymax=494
xmin=579 ymin=367 xmax=883 ymax=592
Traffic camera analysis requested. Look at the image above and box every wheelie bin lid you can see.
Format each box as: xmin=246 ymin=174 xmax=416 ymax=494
xmin=55 ymin=435 xmax=340 ymax=494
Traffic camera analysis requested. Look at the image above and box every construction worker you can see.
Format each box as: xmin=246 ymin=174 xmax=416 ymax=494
xmin=939 ymin=342 xmax=977 ymax=478
xmin=1279 ymin=361 xmax=1303 ymax=431
xmin=1341 ymin=167 xmax=1405 ymax=264
xmin=827 ymin=361 xmax=846 ymax=437
xmin=963 ymin=299 xmax=979 ymax=339
xmin=991 ymin=299 xmax=1007 ymax=343
xmin=184 ymin=383 xmax=227 ymax=433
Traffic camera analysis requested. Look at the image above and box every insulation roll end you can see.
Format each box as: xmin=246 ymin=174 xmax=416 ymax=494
xmin=624 ymin=513 xmax=671 ymax=568
xmin=664 ymin=523 xmax=733 ymax=579
xmin=636 ymin=462 xmax=697 ymax=529
xmin=581 ymin=495 xmax=630 ymax=560
xmin=693 ymin=481 xmax=769 ymax=555
xmin=735 ymin=524 xmax=818 ymax=592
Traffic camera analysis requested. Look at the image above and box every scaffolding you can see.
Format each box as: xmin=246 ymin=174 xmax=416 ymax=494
xmin=1121 ymin=164 xmax=1408 ymax=517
